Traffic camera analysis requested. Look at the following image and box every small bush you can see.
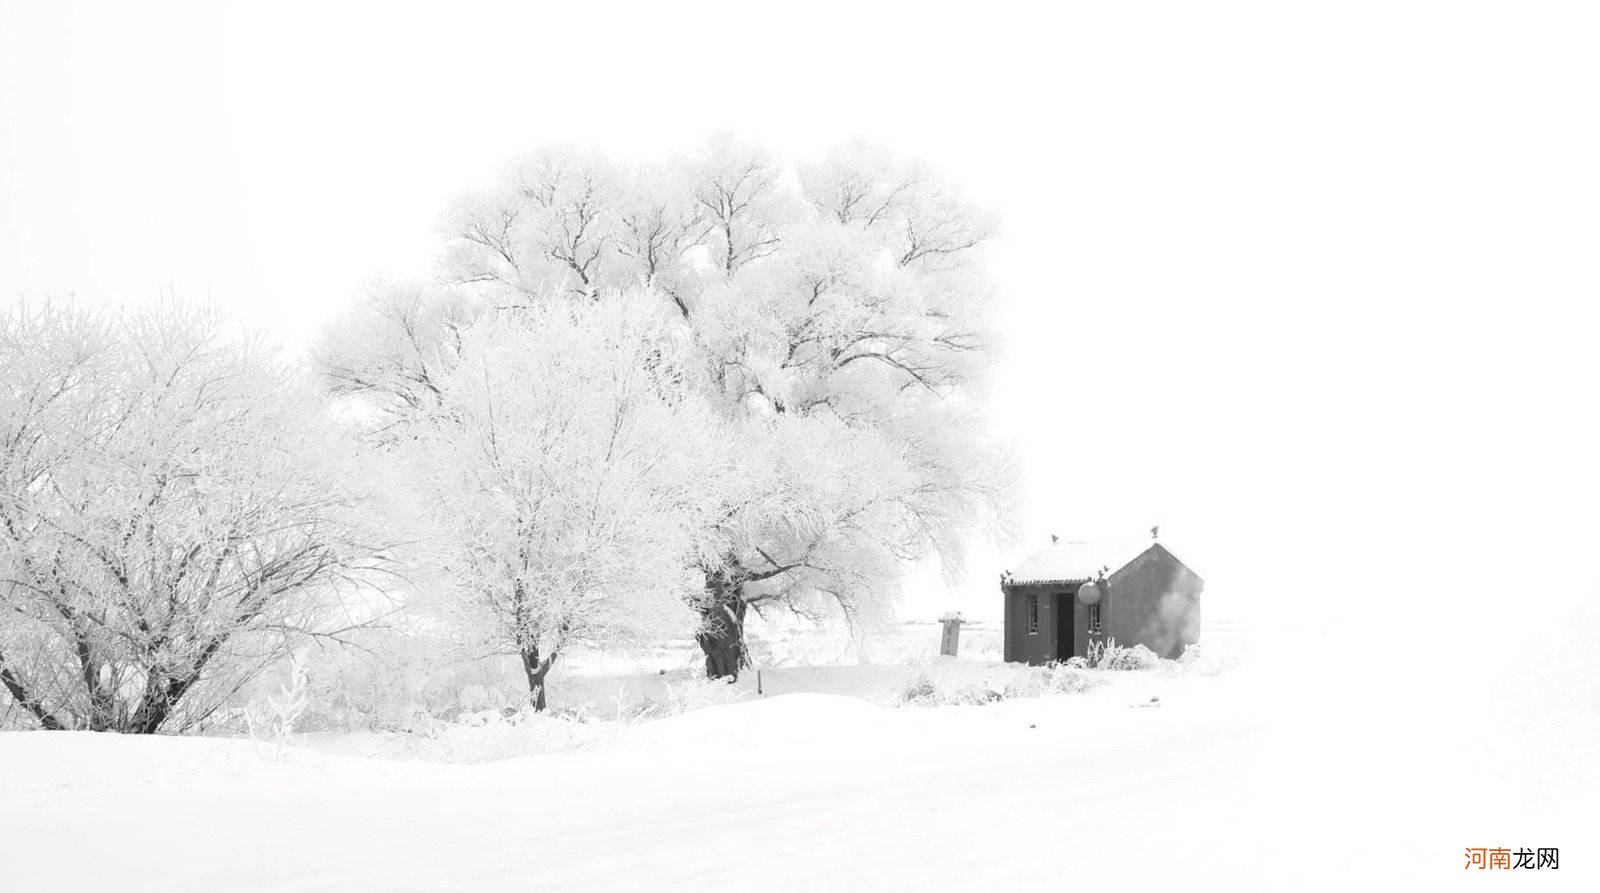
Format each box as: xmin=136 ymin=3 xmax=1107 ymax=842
xmin=993 ymin=663 xmax=1087 ymax=699
xmin=1086 ymin=639 xmax=1107 ymax=667
xmin=245 ymin=656 xmax=310 ymax=756
xmin=1104 ymin=643 xmax=1160 ymax=671
xmin=903 ymin=674 xmax=940 ymax=704
xmin=657 ymin=676 xmax=751 ymax=715
xmin=1045 ymin=662 xmax=1091 ymax=694
xmin=1087 ymin=638 xmax=1160 ymax=671
xmin=1177 ymin=642 xmax=1223 ymax=676
xmin=900 ymin=672 xmax=1003 ymax=707
xmin=901 ymin=662 xmax=1093 ymax=707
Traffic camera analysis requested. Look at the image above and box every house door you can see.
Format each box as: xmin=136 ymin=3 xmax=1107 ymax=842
xmin=1054 ymin=592 xmax=1075 ymax=661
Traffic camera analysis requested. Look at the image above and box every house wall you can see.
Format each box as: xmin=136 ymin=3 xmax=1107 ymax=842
xmin=1103 ymin=544 xmax=1203 ymax=660
xmin=1002 ymin=583 xmax=1083 ymax=665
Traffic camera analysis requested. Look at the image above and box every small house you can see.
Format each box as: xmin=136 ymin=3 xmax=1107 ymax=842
xmin=1001 ymin=536 xmax=1202 ymax=664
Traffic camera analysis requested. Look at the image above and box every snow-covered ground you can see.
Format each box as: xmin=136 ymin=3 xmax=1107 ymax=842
xmin=3 ymin=637 xmax=1594 ymax=891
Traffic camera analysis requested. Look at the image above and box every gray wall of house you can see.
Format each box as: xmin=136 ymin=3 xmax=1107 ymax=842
xmin=1104 ymin=544 xmax=1203 ymax=660
xmin=1002 ymin=582 xmax=1085 ymax=664
xmin=1002 ymin=585 xmax=1054 ymax=664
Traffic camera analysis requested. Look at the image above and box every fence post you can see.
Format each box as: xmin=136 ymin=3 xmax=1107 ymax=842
xmin=939 ymin=612 xmax=964 ymax=657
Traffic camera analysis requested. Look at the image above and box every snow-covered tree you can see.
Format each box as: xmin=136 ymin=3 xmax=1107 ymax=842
xmin=0 ymin=301 xmax=387 ymax=733
xmin=315 ymin=280 xmax=480 ymax=439
xmin=399 ymin=292 xmax=729 ymax=709
xmin=329 ymin=136 xmax=1014 ymax=679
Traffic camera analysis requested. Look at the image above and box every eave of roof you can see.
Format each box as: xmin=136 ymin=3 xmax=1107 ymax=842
xmin=1003 ymin=539 xmax=1157 ymax=586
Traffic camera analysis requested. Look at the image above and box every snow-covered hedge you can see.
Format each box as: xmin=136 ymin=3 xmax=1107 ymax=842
xmin=900 ymin=662 xmax=1092 ymax=707
xmin=1177 ymin=642 xmax=1224 ymax=676
xmin=1087 ymin=638 xmax=1161 ymax=671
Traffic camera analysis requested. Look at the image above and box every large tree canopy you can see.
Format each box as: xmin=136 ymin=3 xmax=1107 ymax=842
xmin=0 ymin=302 xmax=386 ymax=732
xmin=320 ymin=137 xmax=1013 ymax=678
xmin=400 ymin=292 xmax=732 ymax=709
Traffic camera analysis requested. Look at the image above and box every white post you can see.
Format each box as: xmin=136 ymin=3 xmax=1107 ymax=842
xmin=939 ymin=612 xmax=964 ymax=657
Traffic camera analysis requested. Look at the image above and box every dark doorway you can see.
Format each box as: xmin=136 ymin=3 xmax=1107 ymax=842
xmin=1054 ymin=592 xmax=1075 ymax=661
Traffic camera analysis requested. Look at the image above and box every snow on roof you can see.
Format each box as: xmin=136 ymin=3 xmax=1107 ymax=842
xmin=1005 ymin=538 xmax=1157 ymax=585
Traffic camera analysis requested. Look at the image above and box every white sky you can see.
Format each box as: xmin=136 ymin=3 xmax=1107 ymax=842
xmin=4 ymin=1 xmax=1598 ymax=640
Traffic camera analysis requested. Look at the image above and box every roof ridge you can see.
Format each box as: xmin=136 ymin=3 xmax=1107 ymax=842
xmin=1004 ymin=537 xmax=1157 ymax=585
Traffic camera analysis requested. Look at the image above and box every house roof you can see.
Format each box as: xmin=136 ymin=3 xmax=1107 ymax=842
xmin=1005 ymin=538 xmax=1158 ymax=585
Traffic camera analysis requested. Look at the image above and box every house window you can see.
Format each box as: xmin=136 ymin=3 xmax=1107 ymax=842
xmin=1087 ymin=603 xmax=1102 ymax=635
xmin=1027 ymin=595 xmax=1039 ymax=634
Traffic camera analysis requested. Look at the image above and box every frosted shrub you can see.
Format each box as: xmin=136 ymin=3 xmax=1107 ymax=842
xmin=1045 ymin=662 xmax=1091 ymax=694
xmin=1087 ymin=638 xmax=1161 ymax=671
xmin=457 ymin=685 xmax=494 ymax=714
xmin=997 ymin=672 xmax=1043 ymax=700
xmin=247 ymin=657 xmax=310 ymax=757
xmin=1178 ymin=642 xmax=1223 ymax=676
xmin=391 ymin=710 xmax=607 ymax=763
xmin=1105 ymin=643 xmax=1160 ymax=671
xmin=657 ymin=676 xmax=750 ymax=715
xmin=901 ymin=672 xmax=1004 ymax=707
xmin=996 ymin=663 xmax=1092 ymax=699
xmin=1086 ymin=638 xmax=1107 ymax=667
xmin=898 ymin=660 xmax=1099 ymax=707
xmin=271 ymin=628 xmax=533 ymax=732
xmin=903 ymin=674 xmax=940 ymax=704
xmin=457 ymin=708 xmax=506 ymax=728
xmin=399 ymin=705 xmax=445 ymax=738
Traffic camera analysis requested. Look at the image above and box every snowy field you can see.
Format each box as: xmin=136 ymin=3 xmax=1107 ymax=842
xmin=3 ymin=619 xmax=1594 ymax=892
xmin=2 ymin=668 xmax=1274 ymax=892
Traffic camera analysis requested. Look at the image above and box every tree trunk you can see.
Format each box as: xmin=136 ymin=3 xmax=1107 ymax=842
xmin=0 ymin=651 xmax=65 ymax=730
xmin=125 ymin=673 xmax=188 ymax=734
xmin=695 ymin=567 xmax=748 ymax=680
xmin=68 ymin=630 xmax=115 ymax=731
xmin=125 ymin=639 xmax=227 ymax=734
xmin=520 ymin=647 xmax=557 ymax=712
